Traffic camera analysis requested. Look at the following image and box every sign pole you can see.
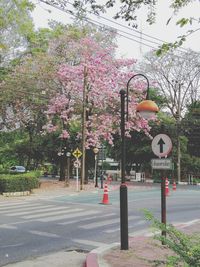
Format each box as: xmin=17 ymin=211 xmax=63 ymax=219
xmin=151 ymin=134 xmax=173 ymax=244
xmin=76 ymin=166 xmax=79 ymax=192
xmin=161 ymin=172 xmax=166 ymax=241
xmin=72 ymin=148 xmax=82 ymax=192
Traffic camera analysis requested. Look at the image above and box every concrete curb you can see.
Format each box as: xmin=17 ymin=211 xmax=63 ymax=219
xmin=84 ymin=253 xmax=99 ymax=267
xmin=85 ymin=243 xmax=119 ymax=267
xmin=85 ymin=229 xmax=152 ymax=267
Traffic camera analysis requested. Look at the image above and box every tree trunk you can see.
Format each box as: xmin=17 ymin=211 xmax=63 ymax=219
xmin=65 ymin=157 xmax=70 ymax=187
xmin=59 ymin=156 xmax=66 ymax=181
xmin=177 ymin=136 xmax=181 ymax=183
xmin=81 ymin=66 xmax=87 ymax=189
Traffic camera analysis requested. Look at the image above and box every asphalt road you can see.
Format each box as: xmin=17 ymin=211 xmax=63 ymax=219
xmin=0 ymin=185 xmax=200 ymax=266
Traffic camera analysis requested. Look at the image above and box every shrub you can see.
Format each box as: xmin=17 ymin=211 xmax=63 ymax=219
xmin=0 ymin=171 xmax=40 ymax=193
xmin=144 ymin=210 xmax=200 ymax=267
xmin=0 ymin=165 xmax=9 ymax=174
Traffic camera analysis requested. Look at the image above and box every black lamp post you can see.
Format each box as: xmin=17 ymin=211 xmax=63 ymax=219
xmin=120 ymin=74 xmax=159 ymax=250
xmin=66 ymin=152 xmax=71 ymax=186
xmin=99 ymin=145 xmax=105 ymax=189
xmin=93 ymin=147 xmax=99 ymax=188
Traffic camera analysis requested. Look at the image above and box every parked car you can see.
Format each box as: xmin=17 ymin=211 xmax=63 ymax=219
xmin=9 ymin=166 xmax=26 ymax=173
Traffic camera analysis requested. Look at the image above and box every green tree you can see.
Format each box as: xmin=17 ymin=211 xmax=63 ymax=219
xmin=141 ymin=49 xmax=200 ymax=182
xmin=0 ymin=0 xmax=35 ymax=65
xmin=0 ymin=23 xmax=118 ymax=181
xmin=183 ymin=101 xmax=200 ymax=158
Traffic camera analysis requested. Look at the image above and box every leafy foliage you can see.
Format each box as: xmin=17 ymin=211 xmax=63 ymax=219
xmin=0 ymin=0 xmax=35 ymax=65
xmin=144 ymin=210 xmax=200 ymax=267
xmin=183 ymin=101 xmax=200 ymax=157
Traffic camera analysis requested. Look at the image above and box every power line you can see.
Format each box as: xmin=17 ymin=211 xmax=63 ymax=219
xmin=37 ymin=0 xmax=163 ymax=51
xmin=67 ymin=0 xmax=189 ymax=53
xmin=82 ymin=16 xmax=156 ymax=50
xmin=38 ymin=0 xmax=189 ymax=55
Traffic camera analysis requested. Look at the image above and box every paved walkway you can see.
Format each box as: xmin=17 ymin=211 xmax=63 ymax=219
xmin=102 ymin=220 xmax=200 ymax=267
xmin=4 ymin=251 xmax=86 ymax=267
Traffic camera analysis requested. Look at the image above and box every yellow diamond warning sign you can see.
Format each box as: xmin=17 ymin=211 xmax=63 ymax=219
xmin=72 ymin=148 xmax=82 ymax=159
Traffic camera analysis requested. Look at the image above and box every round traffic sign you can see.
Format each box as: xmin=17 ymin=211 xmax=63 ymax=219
xmin=151 ymin=134 xmax=172 ymax=158
xmin=74 ymin=160 xmax=81 ymax=168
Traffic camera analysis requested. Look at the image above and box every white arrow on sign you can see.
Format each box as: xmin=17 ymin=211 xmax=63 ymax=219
xmin=151 ymin=134 xmax=172 ymax=158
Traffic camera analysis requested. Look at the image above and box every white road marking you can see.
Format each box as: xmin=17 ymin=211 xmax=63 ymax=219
xmin=104 ymin=219 xmax=146 ymax=233
xmin=22 ymin=208 xmax=83 ymax=219
xmin=104 ymin=227 xmax=120 ymax=233
xmin=58 ymin=212 xmax=116 ymax=225
xmin=28 ymin=230 xmax=60 ymax=238
xmin=0 ymin=202 xmax=28 ymax=207
xmin=0 ymin=243 xmax=24 ymax=248
xmin=80 ymin=218 xmax=119 ymax=229
xmin=0 ymin=225 xmax=17 ymax=229
xmin=7 ymin=206 xmax=70 ymax=216
xmin=80 ymin=215 xmax=139 ymax=229
xmin=0 ymin=203 xmax=43 ymax=210
xmin=38 ymin=210 xmax=97 ymax=222
xmin=129 ymin=220 xmax=146 ymax=227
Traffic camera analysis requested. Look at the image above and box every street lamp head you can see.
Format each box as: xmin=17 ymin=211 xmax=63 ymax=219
xmin=66 ymin=152 xmax=71 ymax=157
xmin=93 ymin=147 xmax=99 ymax=154
xmin=125 ymin=73 xmax=159 ymax=121
xmin=136 ymin=99 xmax=159 ymax=119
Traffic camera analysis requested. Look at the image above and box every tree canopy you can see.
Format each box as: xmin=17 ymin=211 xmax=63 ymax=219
xmin=141 ymin=49 xmax=200 ymax=119
xmin=0 ymin=0 xmax=35 ymax=65
xmin=183 ymin=101 xmax=200 ymax=157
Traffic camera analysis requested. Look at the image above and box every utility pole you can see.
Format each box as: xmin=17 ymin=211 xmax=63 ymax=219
xmin=176 ymin=83 xmax=181 ymax=184
xmin=173 ymin=80 xmax=181 ymax=184
xmin=80 ymin=66 xmax=87 ymax=190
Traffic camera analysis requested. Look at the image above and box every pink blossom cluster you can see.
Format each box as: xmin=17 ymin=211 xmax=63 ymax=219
xmin=45 ymin=37 xmax=152 ymax=147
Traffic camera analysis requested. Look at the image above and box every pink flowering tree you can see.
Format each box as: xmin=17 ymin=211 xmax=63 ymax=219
xmin=44 ymin=37 xmax=152 ymax=183
xmin=45 ymin=37 xmax=150 ymax=146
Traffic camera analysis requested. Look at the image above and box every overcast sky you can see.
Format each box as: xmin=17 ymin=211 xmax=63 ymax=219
xmin=31 ymin=0 xmax=200 ymax=60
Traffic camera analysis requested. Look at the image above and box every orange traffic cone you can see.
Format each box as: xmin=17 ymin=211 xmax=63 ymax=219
xmin=165 ymin=178 xmax=170 ymax=196
xmin=101 ymin=183 xmax=110 ymax=205
xmin=173 ymin=181 xmax=176 ymax=191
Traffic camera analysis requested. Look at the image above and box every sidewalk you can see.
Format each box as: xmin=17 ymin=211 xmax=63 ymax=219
xmin=4 ymin=251 xmax=86 ymax=267
xmin=87 ymin=220 xmax=200 ymax=267
xmin=2 ymin=179 xmax=198 ymax=267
